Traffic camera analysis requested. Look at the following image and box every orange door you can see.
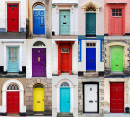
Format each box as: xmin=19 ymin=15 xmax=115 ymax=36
xmin=61 ymin=53 xmax=69 ymax=72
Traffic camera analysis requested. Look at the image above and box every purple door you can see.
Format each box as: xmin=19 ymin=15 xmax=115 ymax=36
xmin=32 ymin=48 xmax=46 ymax=77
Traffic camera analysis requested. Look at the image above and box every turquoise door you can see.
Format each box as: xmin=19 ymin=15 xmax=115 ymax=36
xmin=60 ymin=87 xmax=70 ymax=112
xmin=86 ymin=13 xmax=96 ymax=36
xmin=59 ymin=11 xmax=70 ymax=35
xmin=8 ymin=47 xmax=19 ymax=72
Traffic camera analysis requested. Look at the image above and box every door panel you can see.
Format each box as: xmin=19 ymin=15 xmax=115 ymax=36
xmin=59 ymin=11 xmax=70 ymax=35
xmin=86 ymin=13 xmax=96 ymax=35
xmin=33 ymin=10 xmax=45 ymax=34
xmin=60 ymin=88 xmax=70 ymax=112
xmin=32 ymin=48 xmax=46 ymax=77
xmin=33 ymin=85 xmax=44 ymax=111
xmin=86 ymin=48 xmax=96 ymax=71
xmin=7 ymin=3 xmax=19 ymax=32
xmin=84 ymin=84 xmax=98 ymax=112
xmin=111 ymin=46 xmax=123 ymax=72
xmin=110 ymin=82 xmax=124 ymax=113
xmin=7 ymin=92 xmax=19 ymax=113
xmin=8 ymin=47 xmax=19 ymax=72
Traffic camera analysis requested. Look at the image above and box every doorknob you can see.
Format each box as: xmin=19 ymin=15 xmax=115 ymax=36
xmin=43 ymin=99 xmax=44 ymax=101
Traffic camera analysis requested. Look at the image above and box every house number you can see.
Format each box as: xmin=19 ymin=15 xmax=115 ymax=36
xmin=38 ymin=57 xmax=40 ymax=61
xmin=38 ymin=50 xmax=40 ymax=53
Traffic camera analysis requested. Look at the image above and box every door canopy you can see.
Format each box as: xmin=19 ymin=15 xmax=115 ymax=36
xmin=81 ymin=1 xmax=101 ymax=14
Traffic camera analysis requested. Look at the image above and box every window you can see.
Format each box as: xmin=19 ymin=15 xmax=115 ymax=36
xmin=33 ymin=41 xmax=45 ymax=46
xmin=86 ymin=43 xmax=96 ymax=48
xmin=61 ymin=48 xmax=69 ymax=53
xmin=60 ymin=82 xmax=70 ymax=87
xmin=86 ymin=6 xmax=96 ymax=11
xmin=112 ymin=9 xmax=122 ymax=16
xmin=102 ymin=41 xmax=104 ymax=61
xmin=33 ymin=84 xmax=44 ymax=88
xmin=7 ymin=84 xmax=19 ymax=90
xmin=33 ymin=5 xmax=45 ymax=10
xmin=9 ymin=5 xmax=17 ymax=7
xmin=9 ymin=48 xmax=18 ymax=61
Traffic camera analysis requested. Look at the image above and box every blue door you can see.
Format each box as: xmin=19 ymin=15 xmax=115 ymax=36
xmin=86 ymin=48 xmax=96 ymax=71
xmin=33 ymin=5 xmax=45 ymax=34
xmin=60 ymin=87 xmax=70 ymax=112
xmin=8 ymin=47 xmax=19 ymax=72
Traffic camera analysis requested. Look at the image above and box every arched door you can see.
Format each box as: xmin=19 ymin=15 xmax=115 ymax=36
xmin=33 ymin=4 xmax=45 ymax=34
xmin=33 ymin=84 xmax=44 ymax=112
xmin=7 ymin=84 xmax=19 ymax=113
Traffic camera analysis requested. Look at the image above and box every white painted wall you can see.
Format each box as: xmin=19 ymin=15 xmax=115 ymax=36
xmin=0 ymin=0 xmax=26 ymax=31
xmin=52 ymin=75 xmax=78 ymax=117
xmin=52 ymin=0 xmax=78 ymax=35
xmin=0 ymin=39 xmax=26 ymax=71
xmin=52 ymin=39 xmax=78 ymax=75
xmin=26 ymin=39 xmax=52 ymax=78
xmin=78 ymin=0 xmax=104 ymax=35
xmin=78 ymin=40 xmax=104 ymax=72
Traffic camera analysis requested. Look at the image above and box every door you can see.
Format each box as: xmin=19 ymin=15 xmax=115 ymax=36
xmin=33 ymin=5 xmax=45 ymax=34
xmin=86 ymin=13 xmax=96 ymax=36
xmin=110 ymin=82 xmax=124 ymax=113
xmin=8 ymin=47 xmax=19 ymax=72
xmin=59 ymin=10 xmax=70 ymax=35
xmin=86 ymin=48 xmax=96 ymax=71
xmin=7 ymin=3 xmax=19 ymax=32
xmin=60 ymin=87 xmax=70 ymax=112
xmin=111 ymin=46 xmax=123 ymax=72
xmin=110 ymin=9 xmax=123 ymax=35
xmin=84 ymin=84 xmax=98 ymax=112
xmin=33 ymin=84 xmax=44 ymax=112
xmin=61 ymin=49 xmax=69 ymax=72
xmin=7 ymin=92 xmax=19 ymax=113
xmin=32 ymin=48 xmax=46 ymax=77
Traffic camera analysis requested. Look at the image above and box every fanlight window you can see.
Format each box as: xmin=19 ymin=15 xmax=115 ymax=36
xmin=60 ymin=82 xmax=70 ymax=87
xmin=7 ymin=84 xmax=19 ymax=90
xmin=33 ymin=41 xmax=45 ymax=46
xmin=86 ymin=6 xmax=96 ymax=11
xmin=33 ymin=5 xmax=45 ymax=10
xmin=34 ymin=84 xmax=44 ymax=88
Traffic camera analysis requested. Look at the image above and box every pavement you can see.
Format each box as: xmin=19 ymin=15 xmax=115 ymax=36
xmin=104 ymin=113 xmax=130 ymax=117
xmin=0 ymin=32 xmax=26 ymax=39
xmin=78 ymin=114 xmax=103 ymax=117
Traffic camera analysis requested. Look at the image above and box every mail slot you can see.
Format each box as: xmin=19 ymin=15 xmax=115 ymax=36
xmin=37 ymin=101 xmax=40 ymax=103
xmin=63 ymin=23 xmax=66 ymax=24
xmin=89 ymin=100 xmax=93 ymax=103
xmin=11 ymin=19 xmax=15 ymax=20
xmin=89 ymin=61 xmax=93 ymax=62
xmin=115 ymin=65 xmax=119 ymax=66
xmin=40 ymin=25 xmax=44 ymax=26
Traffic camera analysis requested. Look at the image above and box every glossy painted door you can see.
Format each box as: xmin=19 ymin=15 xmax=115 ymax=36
xmin=61 ymin=52 xmax=69 ymax=72
xmin=86 ymin=48 xmax=96 ymax=71
xmin=7 ymin=92 xmax=19 ymax=113
xmin=32 ymin=48 xmax=46 ymax=77
xmin=8 ymin=47 xmax=19 ymax=72
xmin=33 ymin=84 xmax=44 ymax=112
xmin=59 ymin=11 xmax=70 ymax=35
xmin=86 ymin=13 xmax=96 ymax=35
xmin=33 ymin=5 xmax=45 ymax=34
xmin=60 ymin=87 xmax=70 ymax=112
xmin=110 ymin=82 xmax=124 ymax=113
xmin=7 ymin=3 xmax=19 ymax=32
xmin=84 ymin=84 xmax=98 ymax=112
xmin=110 ymin=9 xmax=123 ymax=35
xmin=111 ymin=46 xmax=123 ymax=72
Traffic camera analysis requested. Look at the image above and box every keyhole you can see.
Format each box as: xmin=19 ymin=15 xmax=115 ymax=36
xmin=64 ymin=15 xmax=66 ymax=18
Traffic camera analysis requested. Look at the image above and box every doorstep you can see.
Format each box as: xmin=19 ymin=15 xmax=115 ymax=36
xmin=57 ymin=113 xmax=73 ymax=117
xmin=79 ymin=114 xmax=103 ymax=117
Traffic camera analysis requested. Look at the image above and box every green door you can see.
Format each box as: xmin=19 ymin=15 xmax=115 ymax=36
xmin=86 ymin=13 xmax=96 ymax=35
xmin=111 ymin=46 xmax=123 ymax=72
xmin=59 ymin=10 xmax=70 ymax=35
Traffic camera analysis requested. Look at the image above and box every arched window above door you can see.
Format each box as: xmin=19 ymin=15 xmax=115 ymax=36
xmin=33 ymin=83 xmax=44 ymax=88
xmin=86 ymin=6 xmax=96 ymax=11
xmin=60 ymin=82 xmax=70 ymax=87
xmin=33 ymin=4 xmax=45 ymax=10
xmin=7 ymin=84 xmax=19 ymax=90
xmin=33 ymin=41 xmax=45 ymax=46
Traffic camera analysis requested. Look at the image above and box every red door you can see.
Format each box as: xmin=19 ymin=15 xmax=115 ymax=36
xmin=61 ymin=52 xmax=69 ymax=72
xmin=7 ymin=3 xmax=19 ymax=32
xmin=110 ymin=82 xmax=124 ymax=113
xmin=7 ymin=92 xmax=19 ymax=113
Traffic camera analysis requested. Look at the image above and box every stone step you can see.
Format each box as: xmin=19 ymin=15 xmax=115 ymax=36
xmin=84 ymin=72 xmax=98 ymax=77
xmin=57 ymin=113 xmax=73 ymax=117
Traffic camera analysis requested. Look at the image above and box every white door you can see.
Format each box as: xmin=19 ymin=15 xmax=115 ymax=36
xmin=84 ymin=84 xmax=98 ymax=112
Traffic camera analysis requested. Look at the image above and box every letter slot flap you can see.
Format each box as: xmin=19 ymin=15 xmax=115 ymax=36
xmin=40 ymin=25 xmax=44 ymax=26
xmin=37 ymin=101 xmax=40 ymax=103
xmin=63 ymin=23 xmax=66 ymax=24
xmin=89 ymin=100 xmax=93 ymax=103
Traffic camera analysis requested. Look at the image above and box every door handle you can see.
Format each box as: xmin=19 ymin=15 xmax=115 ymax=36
xmin=63 ymin=23 xmax=66 ymax=24
xmin=68 ymin=101 xmax=70 ymax=102
xmin=43 ymin=99 xmax=44 ymax=101
xmin=40 ymin=25 xmax=44 ymax=26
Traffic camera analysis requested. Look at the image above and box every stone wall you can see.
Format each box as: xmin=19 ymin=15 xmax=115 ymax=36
xmin=26 ymin=78 xmax=52 ymax=114
xmin=78 ymin=77 xmax=104 ymax=116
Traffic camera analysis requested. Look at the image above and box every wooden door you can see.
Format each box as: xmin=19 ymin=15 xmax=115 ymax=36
xmin=110 ymin=82 xmax=124 ymax=113
xmin=7 ymin=3 xmax=19 ymax=32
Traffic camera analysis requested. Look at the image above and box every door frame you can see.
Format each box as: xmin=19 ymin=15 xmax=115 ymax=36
xmin=6 ymin=2 xmax=20 ymax=32
xmin=32 ymin=3 xmax=45 ymax=35
xmin=55 ymin=41 xmax=75 ymax=75
xmin=108 ymin=4 xmax=125 ymax=36
xmin=110 ymin=46 xmax=124 ymax=72
xmin=1 ymin=79 xmax=25 ymax=113
xmin=83 ymin=82 xmax=99 ymax=113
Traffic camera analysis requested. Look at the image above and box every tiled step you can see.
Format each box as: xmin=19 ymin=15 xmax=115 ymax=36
xmin=57 ymin=113 xmax=73 ymax=117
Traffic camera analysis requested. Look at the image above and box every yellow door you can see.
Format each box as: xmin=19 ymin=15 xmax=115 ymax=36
xmin=33 ymin=84 xmax=44 ymax=112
